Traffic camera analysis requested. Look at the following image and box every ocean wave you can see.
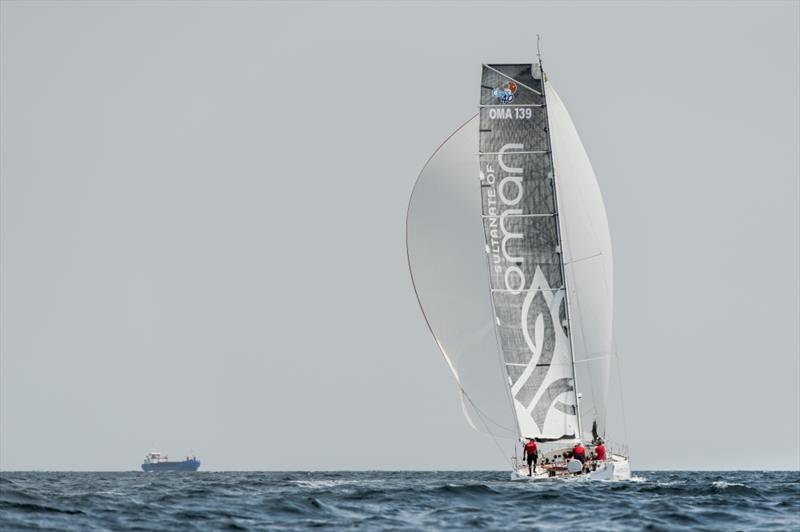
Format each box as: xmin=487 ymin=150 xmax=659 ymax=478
xmin=711 ymin=480 xmax=747 ymax=489
xmin=288 ymin=479 xmax=369 ymax=489
xmin=432 ymin=483 xmax=500 ymax=496
xmin=0 ymin=500 xmax=86 ymax=516
xmin=0 ymin=470 xmax=797 ymax=530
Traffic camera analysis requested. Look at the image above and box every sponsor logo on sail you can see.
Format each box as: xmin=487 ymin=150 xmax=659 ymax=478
xmin=492 ymin=81 xmax=518 ymax=103
xmin=482 ymin=143 xmax=526 ymax=293
xmin=482 ymin=146 xmax=578 ymax=435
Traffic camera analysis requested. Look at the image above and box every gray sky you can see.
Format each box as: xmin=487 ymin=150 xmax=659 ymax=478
xmin=1 ymin=1 xmax=798 ymax=471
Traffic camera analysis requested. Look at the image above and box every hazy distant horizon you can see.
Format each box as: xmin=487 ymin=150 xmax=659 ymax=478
xmin=2 ymin=467 xmax=798 ymax=473
xmin=2 ymin=1 xmax=798 ymax=472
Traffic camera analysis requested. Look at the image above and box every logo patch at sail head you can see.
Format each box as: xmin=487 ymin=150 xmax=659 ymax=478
xmin=492 ymin=81 xmax=518 ymax=103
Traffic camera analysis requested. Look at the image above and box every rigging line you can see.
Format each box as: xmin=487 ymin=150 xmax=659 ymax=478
xmin=574 ymin=354 xmax=614 ymax=364
xmin=590 ymin=258 xmax=630 ymax=455
xmin=567 ymin=256 xmax=624 ymax=452
xmin=563 ymin=252 xmax=603 ymax=266
xmin=482 ymin=64 xmax=543 ymax=96
xmin=612 ymin=345 xmax=630 ymax=457
xmin=593 ymin=237 xmax=630 ymax=454
xmin=481 ymin=213 xmax=556 ymax=219
xmin=458 ymin=385 xmax=517 ymax=466
xmin=572 ymin=266 xmax=612 ymax=439
xmin=458 ymin=388 xmax=517 ymax=435
xmin=565 ymin=277 xmax=601 ymax=434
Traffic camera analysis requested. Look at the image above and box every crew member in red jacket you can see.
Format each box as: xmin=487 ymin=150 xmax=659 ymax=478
xmin=523 ymin=438 xmax=538 ymax=477
xmin=594 ymin=439 xmax=606 ymax=461
xmin=572 ymin=441 xmax=587 ymax=463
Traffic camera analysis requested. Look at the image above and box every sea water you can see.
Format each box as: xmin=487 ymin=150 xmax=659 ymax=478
xmin=1 ymin=471 xmax=797 ymax=530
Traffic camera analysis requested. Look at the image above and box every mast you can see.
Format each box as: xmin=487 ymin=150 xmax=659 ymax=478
xmin=538 ymin=56 xmax=584 ymax=441
xmin=536 ymin=35 xmax=542 ymax=66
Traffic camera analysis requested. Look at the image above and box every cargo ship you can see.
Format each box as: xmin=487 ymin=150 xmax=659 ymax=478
xmin=141 ymin=452 xmax=200 ymax=472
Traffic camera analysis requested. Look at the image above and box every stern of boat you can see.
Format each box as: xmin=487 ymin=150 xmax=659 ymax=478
xmin=587 ymin=454 xmax=631 ymax=481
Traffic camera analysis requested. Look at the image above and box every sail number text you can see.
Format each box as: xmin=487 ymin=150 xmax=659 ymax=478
xmin=488 ymin=107 xmax=533 ymax=120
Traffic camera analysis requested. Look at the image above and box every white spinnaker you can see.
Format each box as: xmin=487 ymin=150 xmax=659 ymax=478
xmin=546 ymin=81 xmax=614 ymax=442
xmin=406 ymin=116 xmax=518 ymax=440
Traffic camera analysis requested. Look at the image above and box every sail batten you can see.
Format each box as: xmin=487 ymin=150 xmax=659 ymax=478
xmin=491 ymin=287 xmax=564 ymax=293
xmin=480 ymin=104 xmax=546 ymax=109
xmin=481 ymin=213 xmax=556 ymax=218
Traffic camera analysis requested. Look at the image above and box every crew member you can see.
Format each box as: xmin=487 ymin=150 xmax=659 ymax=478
xmin=572 ymin=441 xmax=586 ymax=463
xmin=594 ymin=439 xmax=606 ymax=461
xmin=523 ymin=438 xmax=538 ymax=477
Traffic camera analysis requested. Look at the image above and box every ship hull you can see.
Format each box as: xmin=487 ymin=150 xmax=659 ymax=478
xmin=141 ymin=459 xmax=200 ymax=472
xmin=511 ymin=454 xmax=631 ymax=482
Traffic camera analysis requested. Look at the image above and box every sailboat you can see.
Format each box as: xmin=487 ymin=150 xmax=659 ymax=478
xmin=406 ymin=58 xmax=631 ymax=481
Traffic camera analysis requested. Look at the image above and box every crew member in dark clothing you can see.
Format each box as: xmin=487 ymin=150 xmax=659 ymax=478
xmin=572 ymin=441 xmax=587 ymax=463
xmin=523 ymin=438 xmax=538 ymax=477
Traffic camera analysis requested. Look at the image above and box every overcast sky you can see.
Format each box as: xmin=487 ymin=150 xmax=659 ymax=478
xmin=1 ymin=1 xmax=798 ymax=471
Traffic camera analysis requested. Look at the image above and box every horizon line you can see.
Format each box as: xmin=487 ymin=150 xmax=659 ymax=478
xmin=2 ymin=468 xmax=798 ymax=473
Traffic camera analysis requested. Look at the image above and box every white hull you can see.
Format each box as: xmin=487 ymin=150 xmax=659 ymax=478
xmin=512 ymin=454 xmax=631 ymax=482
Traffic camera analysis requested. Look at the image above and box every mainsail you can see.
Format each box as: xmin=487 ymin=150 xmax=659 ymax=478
xmin=479 ymin=64 xmax=578 ymax=441
xmin=407 ymin=62 xmax=614 ymax=446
